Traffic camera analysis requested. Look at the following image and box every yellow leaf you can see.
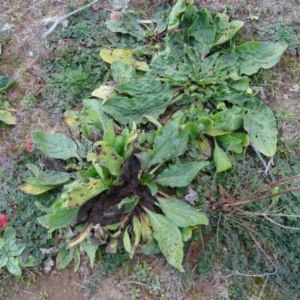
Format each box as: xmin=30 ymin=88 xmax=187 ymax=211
xmin=91 ymin=85 xmax=115 ymax=100
xmin=100 ymin=49 xmax=149 ymax=71
xmin=246 ymin=87 xmax=253 ymax=94
xmin=66 ymin=179 xmax=109 ymax=207
xmin=64 ymin=116 xmax=80 ymax=131
xmin=19 ymin=178 xmax=54 ymax=195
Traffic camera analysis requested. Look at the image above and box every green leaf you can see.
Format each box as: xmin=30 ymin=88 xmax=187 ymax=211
xmin=157 ymin=198 xmax=209 ymax=227
xmin=26 ymin=164 xmax=70 ymax=185
xmin=0 ymin=110 xmax=16 ymax=124
xmin=180 ymin=226 xmax=192 ymax=242
xmin=214 ymin=13 xmax=244 ymax=46
xmin=38 ymin=207 xmax=79 ymax=232
xmin=106 ymin=11 xmax=145 ymax=40
xmin=130 ymin=216 xmax=142 ymax=258
xmin=137 ymin=119 xmax=189 ymax=170
xmin=102 ymin=93 xmax=174 ymax=125
xmin=0 ymin=76 xmax=16 ymax=93
xmin=168 ymin=0 xmax=187 ymax=30
xmin=73 ymin=248 xmax=81 ymax=272
xmin=236 ymin=41 xmax=287 ymax=76
xmin=217 ymin=132 xmax=249 ymax=154
xmin=8 ymin=243 xmax=26 ymax=256
xmin=213 ymin=142 xmax=232 ymax=172
xmin=3 ymin=227 xmax=17 ymax=247
xmin=37 ymin=170 xmax=71 ymax=185
xmin=140 ymin=237 xmax=160 ymax=255
xmin=18 ymin=255 xmax=39 ymax=268
xmin=6 ymin=257 xmax=22 ymax=276
xmin=111 ymin=60 xmax=136 ymax=84
xmin=83 ymin=99 xmax=110 ymax=132
xmin=80 ymin=240 xmax=98 ymax=268
xmin=153 ymin=3 xmax=172 ymax=33
xmin=123 ymin=226 xmax=132 ymax=254
xmin=155 ymin=161 xmax=209 ymax=187
xmin=118 ymin=196 xmax=139 ymax=213
xmin=0 ymin=256 xmax=8 ymax=268
xmin=32 ymin=130 xmax=79 ymax=160
xmin=0 ymin=98 xmax=14 ymax=111
xmin=145 ymin=209 xmax=184 ymax=272
xmin=34 ymin=201 xmax=55 ymax=214
xmin=214 ymin=105 xmax=245 ymax=132
xmin=115 ymin=78 xmax=171 ymax=96
xmin=103 ymin=119 xmax=116 ymax=146
xmin=56 ymin=248 xmax=74 ymax=270
xmin=244 ymin=99 xmax=277 ymax=157
xmin=97 ymin=142 xmax=123 ymax=175
xmin=188 ymin=9 xmax=217 ymax=58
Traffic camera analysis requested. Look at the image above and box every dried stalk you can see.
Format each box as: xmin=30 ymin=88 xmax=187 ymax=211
xmin=42 ymin=0 xmax=112 ymax=39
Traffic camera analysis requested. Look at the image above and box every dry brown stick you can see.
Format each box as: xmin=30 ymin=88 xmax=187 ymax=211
xmin=42 ymin=0 xmax=112 ymax=39
xmin=236 ymin=173 xmax=300 ymax=202
xmin=225 ymin=185 xmax=300 ymax=208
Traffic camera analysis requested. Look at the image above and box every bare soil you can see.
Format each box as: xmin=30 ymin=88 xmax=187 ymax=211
xmin=1 ymin=0 xmax=300 ymax=299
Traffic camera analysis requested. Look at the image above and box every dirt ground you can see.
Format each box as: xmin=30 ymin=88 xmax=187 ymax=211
xmin=1 ymin=0 xmax=300 ymax=299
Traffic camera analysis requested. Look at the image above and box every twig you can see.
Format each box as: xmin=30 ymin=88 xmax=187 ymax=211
xmin=73 ymin=282 xmax=85 ymax=288
xmin=263 ymin=215 xmax=300 ymax=230
xmin=225 ymin=185 xmax=300 ymax=207
xmin=235 ymin=207 xmax=300 ymax=219
xmin=119 ymin=281 xmax=148 ymax=287
xmin=249 ymin=174 xmax=300 ymax=196
xmin=15 ymin=289 xmax=34 ymax=295
xmin=42 ymin=0 xmax=112 ymax=39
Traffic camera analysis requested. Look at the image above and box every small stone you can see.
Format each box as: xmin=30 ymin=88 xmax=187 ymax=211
xmin=110 ymin=11 xmax=122 ymax=21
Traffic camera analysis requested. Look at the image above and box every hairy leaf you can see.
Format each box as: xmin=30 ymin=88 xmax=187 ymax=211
xmin=111 ymin=60 xmax=136 ymax=84
xmin=32 ymin=131 xmax=79 ymax=160
xmin=6 ymin=257 xmax=21 ymax=276
xmin=80 ymin=240 xmax=98 ymax=267
xmin=115 ymin=77 xmax=171 ymax=96
xmin=65 ymin=179 xmax=109 ymax=207
xmin=153 ymin=3 xmax=172 ymax=33
xmin=38 ymin=207 xmax=79 ymax=232
xmin=137 ymin=119 xmax=189 ymax=170
xmin=145 ymin=209 xmax=184 ymax=272
xmin=244 ymin=99 xmax=277 ymax=157
xmin=157 ymin=198 xmax=209 ymax=227
xmin=236 ymin=41 xmax=287 ymax=76
xmin=102 ymin=94 xmax=174 ymax=125
xmin=213 ymin=142 xmax=232 ymax=172
xmin=155 ymin=161 xmax=209 ymax=187
xmin=168 ymin=0 xmax=187 ymax=30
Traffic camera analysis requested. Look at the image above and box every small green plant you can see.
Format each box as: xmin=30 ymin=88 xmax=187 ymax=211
xmin=39 ymin=291 xmax=49 ymax=300
xmin=128 ymin=286 xmax=140 ymax=299
xmin=20 ymin=93 xmax=40 ymax=111
xmin=0 ymin=227 xmax=37 ymax=276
